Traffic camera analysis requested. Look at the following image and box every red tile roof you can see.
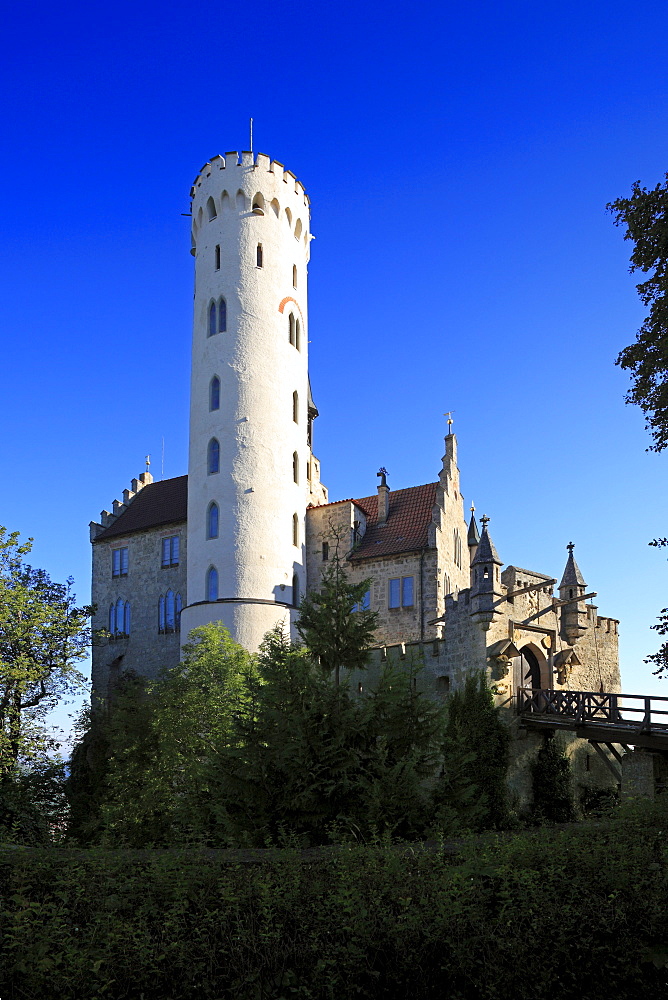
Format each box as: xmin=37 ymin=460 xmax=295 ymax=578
xmin=335 ymin=482 xmax=438 ymax=561
xmin=94 ymin=475 xmax=188 ymax=541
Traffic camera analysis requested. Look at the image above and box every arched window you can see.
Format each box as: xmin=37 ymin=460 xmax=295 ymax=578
xmin=293 ymin=513 xmax=299 ymax=547
xmin=252 ymin=193 xmax=264 ymax=214
xmin=256 ymin=244 xmax=263 ymax=268
xmin=236 ymin=189 xmax=246 ymax=211
xmin=116 ymin=598 xmax=125 ymax=634
xmin=214 ymin=245 xmax=220 ymax=270
xmin=166 ymin=590 xmax=175 ymax=632
xmin=295 ymin=319 xmax=301 ymax=351
xmin=289 ymin=313 xmax=295 ymax=345
xmin=210 ymin=376 xmax=220 ymax=411
xmin=454 ymin=529 xmax=462 ymax=568
xmin=293 ymin=391 xmax=298 ymax=423
xmin=285 ymin=206 xmax=292 ymax=227
xmin=109 ymin=604 xmax=115 ymax=634
xmin=207 ymin=566 xmax=218 ymax=602
xmin=271 ymin=198 xmax=280 ymax=217
xmin=208 ymin=438 xmax=220 ymax=474
xmin=206 ymin=196 xmax=217 ymax=220
xmin=209 ymin=301 xmax=217 ymax=337
xmin=221 ymin=190 xmax=230 ymax=210
xmin=444 ymin=572 xmax=451 ymax=597
xmin=175 ymin=593 xmax=182 ymax=631
xmin=207 ymin=501 xmax=219 ymax=539
xmin=292 ymin=574 xmax=300 ymax=607
xmin=293 ymin=265 xmax=297 ymax=288
xmin=294 ymin=218 xmax=302 ymax=239
xmin=159 ymin=595 xmax=165 ymax=633
xmin=218 ymin=298 xmax=227 ymax=332
xmin=293 ymin=451 xmax=299 ymax=484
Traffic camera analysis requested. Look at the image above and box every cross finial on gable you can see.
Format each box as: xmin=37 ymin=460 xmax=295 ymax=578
xmin=567 ymin=541 xmax=574 ymax=553
xmin=481 ymin=514 xmax=490 ymax=529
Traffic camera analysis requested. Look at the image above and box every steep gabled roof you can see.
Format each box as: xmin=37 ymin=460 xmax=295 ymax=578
xmin=94 ymin=475 xmax=188 ymax=541
xmin=338 ymin=482 xmax=438 ymax=561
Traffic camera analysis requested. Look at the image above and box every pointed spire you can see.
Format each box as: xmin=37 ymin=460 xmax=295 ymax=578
xmin=467 ymin=504 xmax=480 ymax=548
xmin=471 ymin=515 xmax=502 ymax=566
xmin=559 ymin=542 xmax=586 ymax=589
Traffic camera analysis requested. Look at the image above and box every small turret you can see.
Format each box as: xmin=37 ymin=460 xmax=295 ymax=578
xmin=470 ymin=516 xmax=504 ymax=630
xmin=467 ymin=504 xmax=480 ymax=561
xmin=559 ymin=542 xmax=589 ymax=644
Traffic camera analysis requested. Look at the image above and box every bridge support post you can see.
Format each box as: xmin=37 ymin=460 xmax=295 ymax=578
xmin=621 ymin=749 xmax=656 ymax=802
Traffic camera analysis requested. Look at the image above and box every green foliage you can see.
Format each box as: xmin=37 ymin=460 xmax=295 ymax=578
xmin=530 ymin=734 xmax=574 ymax=823
xmin=437 ymin=672 xmax=511 ymax=830
xmin=3 ymin=800 xmax=668 ymax=999
xmin=608 ymin=174 xmax=668 ymax=453
xmin=0 ymin=526 xmax=91 ymax=778
xmin=0 ymin=760 xmax=68 ymax=846
xmin=296 ymin=554 xmax=378 ymax=684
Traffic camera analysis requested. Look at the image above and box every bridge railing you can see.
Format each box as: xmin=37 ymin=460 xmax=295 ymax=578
xmin=517 ymin=688 xmax=668 ymax=732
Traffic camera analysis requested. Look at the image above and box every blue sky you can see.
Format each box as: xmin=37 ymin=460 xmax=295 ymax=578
xmin=2 ymin=0 xmax=668 ymax=743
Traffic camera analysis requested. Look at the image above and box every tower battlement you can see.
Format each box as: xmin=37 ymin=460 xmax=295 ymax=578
xmin=190 ymin=152 xmax=309 ymax=206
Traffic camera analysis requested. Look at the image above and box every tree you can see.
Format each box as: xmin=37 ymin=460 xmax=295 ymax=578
xmin=296 ymin=554 xmax=379 ymax=685
xmin=608 ymin=174 xmax=668 ymax=452
xmin=0 ymin=527 xmax=91 ymax=779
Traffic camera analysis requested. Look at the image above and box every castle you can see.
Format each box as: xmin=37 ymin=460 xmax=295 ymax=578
xmin=89 ymin=149 xmax=621 ymax=799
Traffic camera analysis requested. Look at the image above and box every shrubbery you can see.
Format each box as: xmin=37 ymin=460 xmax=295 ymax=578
xmin=2 ymin=800 xmax=667 ymax=1000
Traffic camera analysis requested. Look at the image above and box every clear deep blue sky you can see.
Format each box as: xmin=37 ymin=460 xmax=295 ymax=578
xmin=2 ymin=0 xmax=668 ymax=742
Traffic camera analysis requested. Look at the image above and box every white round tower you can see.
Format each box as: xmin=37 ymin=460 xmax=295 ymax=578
xmin=180 ymin=151 xmax=313 ymax=652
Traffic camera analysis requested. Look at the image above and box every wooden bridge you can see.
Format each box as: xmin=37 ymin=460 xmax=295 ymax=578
xmin=517 ymin=687 xmax=668 ymax=783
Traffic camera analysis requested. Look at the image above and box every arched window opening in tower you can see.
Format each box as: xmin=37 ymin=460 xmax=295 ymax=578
xmin=293 ymin=391 xmax=298 ymax=423
xmin=218 ymin=298 xmax=227 ymax=332
xmin=294 ymin=218 xmax=302 ymax=240
xmin=295 ymin=319 xmax=301 ymax=351
xmin=166 ymin=590 xmax=175 ymax=631
xmin=208 ymin=438 xmax=220 ymax=474
xmin=289 ymin=313 xmax=295 ymax=346
xmin=256 ymin=244 xmax=263 ymax=268
xmin=293 ymin=451 xmax=299 ymax=484
xmin=158 ymin=595 xmax=165 ymax=633
xmin=444 ymin=571 xmax=451 ymax=597
xmin=293 ymin=265 xmax=297 ymax=288
xmin=208 ymin=301 xmax=217 ymax=337
xmin=210 ymin=376 xmax=220 ymax=411
xmin=236 ymin=190 xmax=245 ymax=212
xmin=285 ymin=206 xmax=292 ymax=227
xmin=215 ymin=245 xmax=220 ymax=270
xmin=207 ymin=566 xmax=219 ymax=602
xmin=207 ymin=501 xmax=219 ymax=539
xmin=207 ymin=196 xmax=217 ymax=221
xmin=293 ymin=513 xmax=299 ymax=547
xmin=175 ymin=593 xmax=182 ymax=631
xmin=271 ymin=198 xmax=280 ymax=217
xmin=252 ymin=193 xmax=264 ymax=215
xmin=109 ymin=604 xmax=115 ymax=635
xmin=221 ymin=190 xmax=230 ymax=210
xmin=292 ymin=574 xmax=300 ymax=607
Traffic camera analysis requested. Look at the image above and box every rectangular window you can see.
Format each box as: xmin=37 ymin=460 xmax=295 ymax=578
xmin=215 ymin=244 xmax=220 ymax=270
xmin=322 ymin=541 xmax=329 ymax=561
xmin=389 ymin=576 xmax=413 ymax=608
xmin=112 ymin=547 xmax=128 ymax=577
xmin=388 ymin=578 xmax=400 ymax=608
xmin=161 ymin=535 xmax=180 ymax=567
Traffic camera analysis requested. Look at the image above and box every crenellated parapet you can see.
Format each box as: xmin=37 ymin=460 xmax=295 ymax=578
xmin=89 ymin=470 xmax=153 ymax=540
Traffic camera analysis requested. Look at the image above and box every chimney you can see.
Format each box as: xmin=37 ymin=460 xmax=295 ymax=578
xmin=377 ymin=467 xmax=389 ymax=525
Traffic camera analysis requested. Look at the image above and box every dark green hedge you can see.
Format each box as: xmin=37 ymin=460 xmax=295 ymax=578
xmin=2 ymin=802 xmax=668 ymax=1000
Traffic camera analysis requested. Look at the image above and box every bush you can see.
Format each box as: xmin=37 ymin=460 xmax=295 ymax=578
xmin=530 ymin=734 xmax=575 ymax=823
xmin=1 ymin=800 xmax=668 ymax=999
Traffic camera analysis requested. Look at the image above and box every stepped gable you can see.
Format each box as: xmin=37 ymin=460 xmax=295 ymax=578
xmin=348 ymin=482 xmax=438 ymax=560
xmin=94 ymin=475 xmax=188 ymax=541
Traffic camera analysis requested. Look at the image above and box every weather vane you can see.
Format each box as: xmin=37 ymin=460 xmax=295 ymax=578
xmin=145 ymin=454 xmax=151 ymax=473
xmin=444 ymin=411 xmax=455 ymax=430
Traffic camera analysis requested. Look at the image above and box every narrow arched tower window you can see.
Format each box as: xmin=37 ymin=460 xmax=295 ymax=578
xmin=158 ymin=595 xmax=165 ymax=633
xmin=166 ymin=590 xmax=175 ymax=631
xmin=109 ymin=604 xmax=115 ymax=634
xmin=206 ymin=196 xmax=217 ymax=220
xmin=293 ymin=391 xmax=298 ymax=423
xmin=289 ymin=313 xmax=295 ymax=345
xmin=295 ymin=319 xmax=300 ymax=351
xmin=293 ymin=265 xmax=297 ymax=288
xmin=292 ymin=574 xmax=300 ymax=607
xmin=256 ymin=244 xmax=263 ymax=268
xmin=293 ymin=513 xmax=299 ymax=547
xmin=209 ymin=302 xmax=217 ymax=337
xmin=215 ymin=245 xmax=221 ymax=270
xmin=208 ymin=438 xmax=220 ymax=474
xmin=293 ymin=451 xmax=299 ymax=483
xmin=218 ymin=298 xmax=227 ymax=332
xmin=210 ymin=376 xmax=220 ymax=411
xmin=207 ymin=501 xmax=219 ymax=539
xmin=207 ymin=566 xmax=219 ymax=602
